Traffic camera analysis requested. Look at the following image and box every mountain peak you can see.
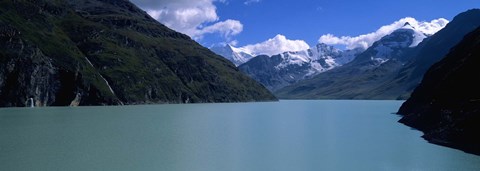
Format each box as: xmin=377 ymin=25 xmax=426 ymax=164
xmin=210 ymin=44 xmax=254 ymax=66
xmin=387 ymin=22 xmax=429 ymax=47
xmin=400 ymin=22 xmax=416 ymax=31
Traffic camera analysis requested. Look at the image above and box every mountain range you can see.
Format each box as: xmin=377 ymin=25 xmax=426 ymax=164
xmin=236 ymin=44 xmax=363 ymax=91
xmin=275 ymin=9 xmax=480 ymax=100
xmin=212 ymin=43 xmax=363 ymax=91
xmin=0 ymin=0 xmax=276 ymax=107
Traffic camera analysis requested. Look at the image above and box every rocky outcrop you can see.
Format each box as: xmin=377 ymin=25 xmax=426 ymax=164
xmin=398 ymin=26 xmax=480 ymax=155
xmin=0 ymin=0 xmax=276 ymax=107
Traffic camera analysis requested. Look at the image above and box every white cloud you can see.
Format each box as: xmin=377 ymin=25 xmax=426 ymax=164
xmin=240 ymin=34 xmax=310 ymax=56
xmin=319 ymin=17 xmax=449 ymax=49
xmin=244 ymin=0 xmax=261 ymax=5
xmin=130 ymin=0 xmax=242 ymax=40
xmin=195 ymin=19 xmax=243 ymax=39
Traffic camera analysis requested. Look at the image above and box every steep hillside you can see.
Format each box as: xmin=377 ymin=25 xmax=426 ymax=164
xmin=0 ymin=0 xmax=276 ymax=107
xmin=398 ymin=26 xmax=480 ymax=155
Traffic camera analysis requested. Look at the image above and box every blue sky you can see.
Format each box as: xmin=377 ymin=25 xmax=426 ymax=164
xmin=131 ymin=0 xmax=479 ymax=49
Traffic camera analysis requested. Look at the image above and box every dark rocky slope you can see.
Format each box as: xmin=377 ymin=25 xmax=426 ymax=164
xmin=0 ymin=0 xmax=276 ymax=107
xmin=276 ymin=9 xmax=480 ymax=100
xmin=398 ymin=26 xmax=480 ymax=155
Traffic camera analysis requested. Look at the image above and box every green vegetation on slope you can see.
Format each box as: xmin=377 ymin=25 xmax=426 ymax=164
xmin=0 ymin=0 xmax=276 ymax=107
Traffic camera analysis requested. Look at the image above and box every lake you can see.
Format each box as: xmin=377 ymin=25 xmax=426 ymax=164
xmin=0 ymin=100 xmax=479 ymax=171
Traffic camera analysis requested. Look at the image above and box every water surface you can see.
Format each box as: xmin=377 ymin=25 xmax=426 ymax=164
xmin=1 ymin=100 xmax=479 ymax=170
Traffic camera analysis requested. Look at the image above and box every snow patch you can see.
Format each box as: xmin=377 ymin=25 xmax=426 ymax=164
xmin=410 ymin=31 xmax=428 ymax=47
xmin=370 ymin=56 xmax=389 ymax=65
xmin=275 ymin=51 xmax=311 ymax=69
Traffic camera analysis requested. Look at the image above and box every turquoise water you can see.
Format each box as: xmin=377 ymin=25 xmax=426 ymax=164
xmin=0 ymin=100 xmax=479 ymax=171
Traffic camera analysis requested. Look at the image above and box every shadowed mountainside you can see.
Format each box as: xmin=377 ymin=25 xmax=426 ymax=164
xmin=0 ymin=0 xmax=276 ymax=107
xmin=398 ymin=26 xmax=480 ymax=155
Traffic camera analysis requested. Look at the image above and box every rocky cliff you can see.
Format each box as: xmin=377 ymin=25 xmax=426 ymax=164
xmin=398 ymin=26 xmax=480 ymax=155
xmin=0 ymin=0 xmax=276 ymax=107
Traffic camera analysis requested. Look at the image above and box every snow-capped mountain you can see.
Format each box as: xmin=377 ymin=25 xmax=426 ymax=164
xmin=310 ymin=43 xmax=362 ymax=69
xmin=241 ymin=22 xmax=432 ymax=92
xmin=238 ymin=43 xmax=363 ymax=91
xmin=215 ymin=22 xmax=431 ymax=91
xmin=210 ymin=44 xmax=254 ymax=66
xmin=352 ymin=22 xmax=428 ymax=67
xmin=276 ymin=22 xmax=441 ymax=99
xmin=275 ymin=43 xmax=363 ymax=75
